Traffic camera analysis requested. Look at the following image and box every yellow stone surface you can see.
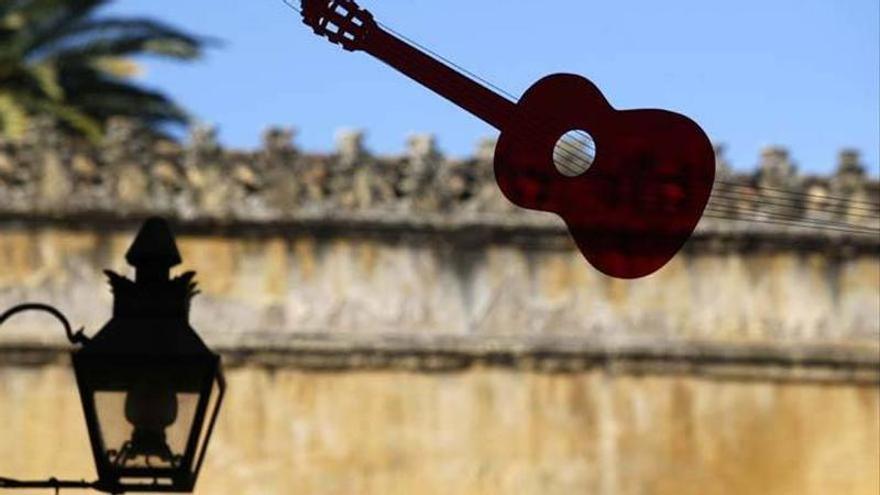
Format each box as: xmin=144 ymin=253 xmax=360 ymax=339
xmin=0 ymin=365 xmax=877 ymax=495
xmin=0 ymin=225 xmax=877 ymax=493
xmin=2 ymin=228 xmax=877 ymax=347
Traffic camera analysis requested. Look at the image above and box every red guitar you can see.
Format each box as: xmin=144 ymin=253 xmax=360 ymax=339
xmin=299 ymin=0 xmax=715 ymax=279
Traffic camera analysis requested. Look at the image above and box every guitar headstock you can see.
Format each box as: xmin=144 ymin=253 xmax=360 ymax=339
xmin=301 ymin=0 xmax=377 ymax=51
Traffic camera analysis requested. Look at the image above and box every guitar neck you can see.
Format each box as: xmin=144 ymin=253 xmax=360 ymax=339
xmin=363 ymin=26 xmax=516 ymax=131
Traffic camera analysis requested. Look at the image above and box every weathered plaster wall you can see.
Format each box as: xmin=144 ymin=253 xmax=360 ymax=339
xmin=0 ymin=227 xmax=877 ymax=351
xmin=1 ymin=364 xmax=878 ymax=495
xmin=0 ymin=223 xmax=877 ymax=494
xmin=193 ymin=231 xmax=879 ymax=347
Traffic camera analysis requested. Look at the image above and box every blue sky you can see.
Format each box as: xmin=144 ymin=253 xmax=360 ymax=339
xmin=108 ymin=0 xmax=879 ymax=175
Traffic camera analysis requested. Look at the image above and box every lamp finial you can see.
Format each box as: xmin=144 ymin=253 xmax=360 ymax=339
xmin=125 ymin=217 xmax=182 ymax=283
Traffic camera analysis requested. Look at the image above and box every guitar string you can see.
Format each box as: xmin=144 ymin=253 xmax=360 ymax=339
xmin=285 ymin=0 xmax=873 ymax=207
xmin=700 ymin=211 xmax=876 ymax=236
xmin=379 ymin=19 xmax=606 ymax=175
xmin=284 ymin=0 xmax=878 ymax=221
xmin=715 ymin=179 xmax=879 ymax=208
xmin=708 ymin=190 xmax=877 ymax=219
xmin=385 ymin=22 xmax=606 ymax=172
xmin=298 ymin=0 xmax=880 ymax=218
xmin=705 ymin=196 xmax=877 ymax=227
xmin=289 ymin=0 xmax=597 ymax=177
xmin=702 ymin=201 xmax=877 ymax=234
xmin=699 ymin=215 xmax=874 ymax=236
xmin=281 ymin=0 xmax=300 ymax=13
xmin=699 ymin=215 xmax=869 ymax=236
xmin=376 ymin=13 xmax=879 ymax=219
xmin=573 ymin=187 xmax=879 ymax=234
xmin=283 ymin=0 xmax=597 ymax=178
xmin=378 ymin=19 xmax=878 ymax=210
xmin=281 ymin=0 xmax=879 ymax=234
xmin=284 ymin=0 xmax=879 ymax=235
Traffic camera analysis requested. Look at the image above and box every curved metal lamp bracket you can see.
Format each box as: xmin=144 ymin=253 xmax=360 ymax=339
xmin=0 ymin=303 xmax=105 ymax=493
xmin=0 ymin=302 xmax=90 ymax=345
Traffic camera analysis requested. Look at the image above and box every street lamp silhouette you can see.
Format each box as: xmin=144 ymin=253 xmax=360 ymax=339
xmin=0 ymin=217 xmax=225 ymax=494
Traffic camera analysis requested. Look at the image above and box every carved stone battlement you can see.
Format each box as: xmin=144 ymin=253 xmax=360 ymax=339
xmin=0 ymin=118 xmax=877 ymax=243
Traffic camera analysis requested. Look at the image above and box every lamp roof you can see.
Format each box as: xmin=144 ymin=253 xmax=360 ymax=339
xmin=125 ymin=217 xmax=182 ymax=269
xmin=75 ymin=217 xmax=213 ymax=359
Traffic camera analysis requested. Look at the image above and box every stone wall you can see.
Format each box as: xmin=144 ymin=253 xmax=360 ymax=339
xmin=1 ymin=119 xmax=877 ymax=228
xmin=0 ymin=123 xmax=878 ymax=494
xmin=0 ymin=226 xmax=878 ymax=362
xmin=2 ymin=364 xmax=878 ymax=495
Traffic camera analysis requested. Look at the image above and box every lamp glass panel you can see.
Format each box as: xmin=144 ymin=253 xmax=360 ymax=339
xmin=94 ymin=390 xmax=199 ymax=469
xmin=192 ymin=374 xmax=223 ymax=471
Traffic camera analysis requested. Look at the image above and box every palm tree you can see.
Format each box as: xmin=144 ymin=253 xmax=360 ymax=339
xmin=0 ymin=0 xmax=208 ymax=141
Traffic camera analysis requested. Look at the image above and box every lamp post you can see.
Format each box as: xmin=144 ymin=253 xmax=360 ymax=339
xmin=0 ymin=217 xmax=225 ymax=494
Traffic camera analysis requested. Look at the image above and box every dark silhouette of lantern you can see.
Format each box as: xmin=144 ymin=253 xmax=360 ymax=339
xmin=72 ymin=217 xmax=225 ymax=492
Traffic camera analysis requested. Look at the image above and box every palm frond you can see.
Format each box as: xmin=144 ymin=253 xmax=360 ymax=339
xmin=51 ymin=33 xmax=202 ymax=62
xmin=28 ymin=60 xmax=63 ymax=99
xmin=0 ymin=0 xmax=210 ymax=141
xmin=29 ymin=95 xmax=103 ymax=141
xmin=90 ymin=56 xmax=140 ymax=77
xmin=10 ymin=0 xmax=107 ymax=56
xmin=29 ymin=16 xmax=208 ymax=61
xmin=0 ymin=91 xmax=30 ymax=139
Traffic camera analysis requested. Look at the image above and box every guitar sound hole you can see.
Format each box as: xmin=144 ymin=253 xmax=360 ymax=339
xmin=553 ymin=129 xmax=596 ymax=177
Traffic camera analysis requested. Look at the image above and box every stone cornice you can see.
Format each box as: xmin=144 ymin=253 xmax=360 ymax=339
xmin=0 ymin=119 xmax=876 ymax=249
xmin=2 ymin=335 xmax=876 ymax=384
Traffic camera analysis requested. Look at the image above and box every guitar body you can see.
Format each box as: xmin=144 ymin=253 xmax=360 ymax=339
xmin=494 ymin=74 xmax=715 ymax=278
